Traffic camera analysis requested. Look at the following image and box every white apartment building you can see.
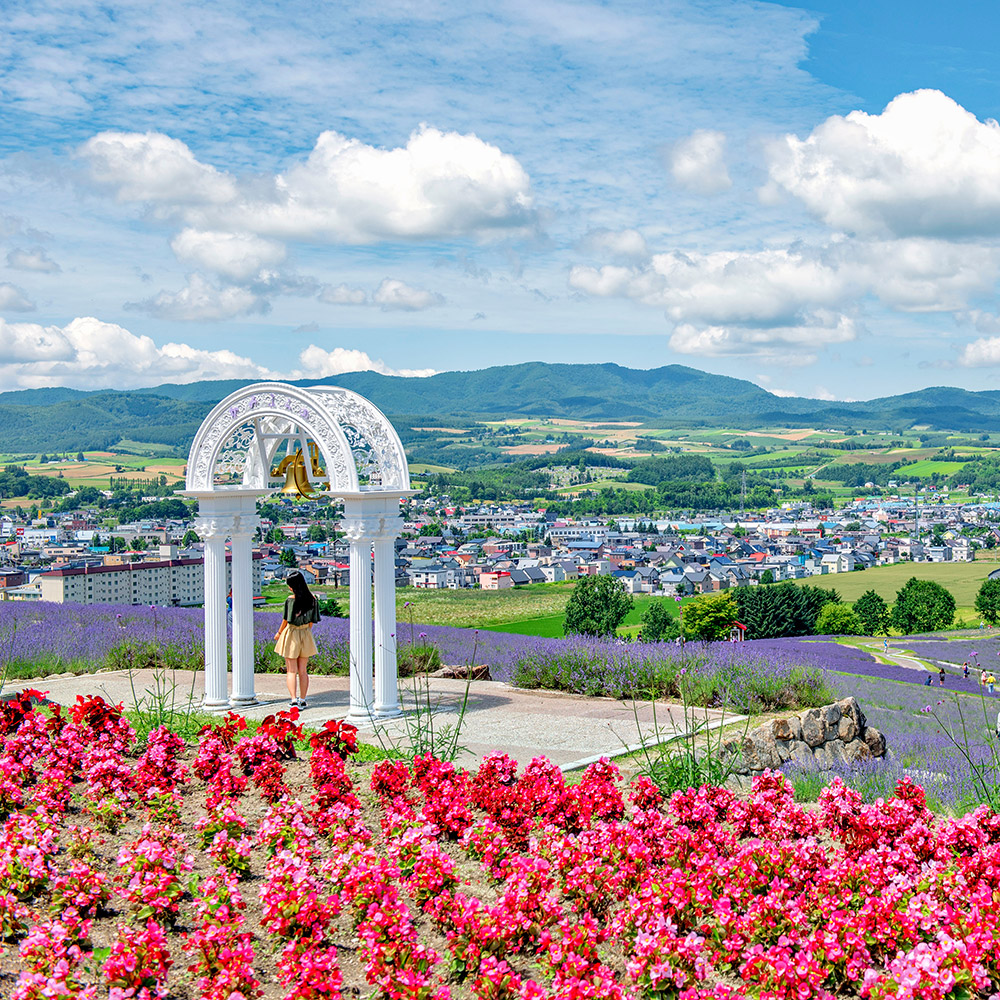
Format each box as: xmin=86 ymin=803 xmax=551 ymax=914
xmin=38 ymin=553 xmax=262 ymax=606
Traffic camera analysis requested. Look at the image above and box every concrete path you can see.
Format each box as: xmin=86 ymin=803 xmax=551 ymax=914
xmin=5 ymin=669 xmax=739 ymax=771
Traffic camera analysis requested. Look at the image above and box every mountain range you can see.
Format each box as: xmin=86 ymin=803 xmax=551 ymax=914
xmin=2 ymin=362 xmax=1000 ymax=453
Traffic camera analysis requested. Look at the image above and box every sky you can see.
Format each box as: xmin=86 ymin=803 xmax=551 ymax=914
xmin=2 ymin=0 xmax=1000 ymax=401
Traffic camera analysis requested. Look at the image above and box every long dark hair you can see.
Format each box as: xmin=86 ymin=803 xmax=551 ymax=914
xmin=286 ymin=570 xmax=316 ymax=618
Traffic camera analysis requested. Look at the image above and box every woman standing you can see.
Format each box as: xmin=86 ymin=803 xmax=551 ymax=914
xmin=274 ymin=570 xmax=320 ymax=708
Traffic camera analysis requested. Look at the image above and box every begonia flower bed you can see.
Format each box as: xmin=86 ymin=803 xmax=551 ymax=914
xmin=1 ymin=689 xmax=999 ymax=1000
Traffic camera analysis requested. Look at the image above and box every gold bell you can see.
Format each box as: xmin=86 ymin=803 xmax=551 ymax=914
xmin=271 ymin=449 xmax=315 ymax=497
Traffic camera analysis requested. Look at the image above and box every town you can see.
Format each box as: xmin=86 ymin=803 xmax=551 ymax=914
xmin=1 ymin=486 xmax=993 ymax=606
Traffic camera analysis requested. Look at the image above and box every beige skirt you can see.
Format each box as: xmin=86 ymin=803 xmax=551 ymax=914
xmin=275 ymin=624 xmax=318 ymax=660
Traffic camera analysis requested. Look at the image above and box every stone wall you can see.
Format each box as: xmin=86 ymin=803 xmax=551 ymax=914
xmin=723 ymin=697 xmax=886 ymax=780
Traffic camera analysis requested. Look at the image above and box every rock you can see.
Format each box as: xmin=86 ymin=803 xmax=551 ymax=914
xmin=430 ymin=664 xmax=491 ymax=680
xmin=838 ymin=714 xmax=859 ymax=742
xmin=838 ymin=697 xmax=867 ymax=731
xmin=811 ymin=743 xmax=834 ymax=769
xmin=789 ymin=741 xmax=815 ymax=768
xmin=772 ymin=717 xmax=800 ymax=741
xmin=775 ymin=740 xmax=793 ymax=764
xmin=843 ymin=739 xmax=873 ymax=765
xmin=864 ymin=727 xmax=886 ymax=757
xmin=749 ymin=730 xmax=783 ymax=770
xmin=800 ymin=709 xmax=826 ymax=748
xmin=740 ymin=736 xmax=763 ymax=771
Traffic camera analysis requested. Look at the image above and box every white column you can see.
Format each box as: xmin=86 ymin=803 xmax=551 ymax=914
xmin=373 ymin=518 xmax=402 ymax=717
xmin=198 ymin=520 xmax=231 ymax=710
xmin=229 ymin=510 xmax=259 ymax=706
xmin=345 ymin=521 xmax=374 ymax=721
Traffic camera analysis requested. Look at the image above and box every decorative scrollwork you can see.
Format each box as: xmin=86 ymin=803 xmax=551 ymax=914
xmin=342 ymin=424 xmax=380 ymax=485
xmin=213 ymin=422 xmax=256 ymax=485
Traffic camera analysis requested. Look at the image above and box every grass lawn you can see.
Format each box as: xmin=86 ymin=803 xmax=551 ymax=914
xmin=271 ymin=581 xmax=688 ymax=636
xmin=792 ymin=561 xmax=993 ymax=609
xmin=295 ymin=581 xmax=580 ymax=629
xmin=894 ymin=459 xmax=969 ymax=477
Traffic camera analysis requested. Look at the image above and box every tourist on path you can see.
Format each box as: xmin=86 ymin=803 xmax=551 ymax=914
xmin=274 ymin=570 xmax=320 ymax=709
xmin=939 ymin=667 xmax=946 ymax=686
xmin=963 ymin=662 xmax=970 ymax=679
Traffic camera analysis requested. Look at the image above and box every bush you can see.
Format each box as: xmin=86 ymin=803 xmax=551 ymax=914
xmin=853 ymin=589 xmax=891 ymax=636
xmin=563 ymin=576 xmax=633 ymax=637
xmin=974 ymin=577 xmax=1000 ymax=626
xmin=891 ymin=578 xmax=956 ymax=634
xmin=682 ymin=593 xmax=738 ymax=641
xmin=639 ymin=600 xmax=682 ymax=642
xmin=814 ymin=602 xmax=862 ymax=636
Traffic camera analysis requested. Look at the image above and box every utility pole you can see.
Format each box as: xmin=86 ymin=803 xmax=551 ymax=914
xmin=741 ymin=469 xmax=746 ymax=518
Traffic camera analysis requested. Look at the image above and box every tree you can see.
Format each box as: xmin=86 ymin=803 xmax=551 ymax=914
xmin=759 ymin=569 xmax=774 ymax=585
xmin=279 ymin=548 xmax=297 ymax=568
xmin=734 ymin=582 xmax=837 ymax=639
xmin=563 ymin=576 xmax=633 ymax=637
xmin=182 ymin=529 xmax=200 ymax=547
xmin=318 ymin=596 xmax=343 ymax=617
xmin=974 ymin=577 xmax=1000 ymax=626
xmin=853 ymin=589 xmax=891 ymax=635
xmin=132 ymin=536 xmax=148 ymax=551
xmin=891 ymin=578 xmax=956 ymax=634
xmin=815 ymin=602 xmax=862 ymax=635
xmin=76 ymin=452 xmax=85 ymax=462
xmin=681 ymin=592 xmax=738 ymax=641
xmin=639 ymin=600 xmax=682 ymax=642
xmin=306 ymin=524 xmax=328 ymax=542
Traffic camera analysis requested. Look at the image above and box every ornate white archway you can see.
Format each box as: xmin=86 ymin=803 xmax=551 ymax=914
xmin=183 ymin=381 xmax=414 ymax=720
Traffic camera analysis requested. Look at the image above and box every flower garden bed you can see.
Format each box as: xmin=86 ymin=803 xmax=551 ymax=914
xmin=2 ymin=689 xmax=999 ymax=999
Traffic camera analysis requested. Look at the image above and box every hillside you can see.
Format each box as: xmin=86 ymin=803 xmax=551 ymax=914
xmin=2 ymin=362 xmax=1000 ymax=453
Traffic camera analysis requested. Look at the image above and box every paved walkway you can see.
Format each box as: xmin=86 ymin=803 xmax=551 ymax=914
xmin=6 ymin=669 xmax=738 ymax=771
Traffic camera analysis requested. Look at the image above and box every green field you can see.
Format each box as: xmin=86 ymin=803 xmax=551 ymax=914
xmin=793 ymin=560 xmax=995 ymax=611
xmin=893 ymin=460 xmax=969 ymax=477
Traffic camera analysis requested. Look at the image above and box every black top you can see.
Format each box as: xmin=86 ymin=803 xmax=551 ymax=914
xmin=283 ymin=596 xmax=320 ymax=626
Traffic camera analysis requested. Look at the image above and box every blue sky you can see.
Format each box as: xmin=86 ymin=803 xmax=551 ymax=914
xmin=2 ymin=0 xmax=1000 ymax=400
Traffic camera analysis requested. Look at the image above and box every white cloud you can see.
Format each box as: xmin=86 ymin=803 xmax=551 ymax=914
xmin=318 ymin=283 xmax=368 ymax=305
xmin=765 ymin=90 xmax=1000 ymax=238
xmin=958 ymin=337 xmax=1000 ymax=367
xmin=127 ymin=274 xmax=269 ymax=321
xmin=668 ymin=314 xmax=856 ymax=364
xmin=80 ymin=131 xmax=238 ymax=206
xmin=296 ymin=344 xmax=435 ymax=378
xmin=578 ymin=228 xmax=648 ymax=259
xmin=79 ymin=125 xmax=535 ymax=244
xmin=372 ymin=278 xmax=444 ymax=311
xmin=170 ymin=229 xmax=286 ymax=281
xmin=569 ymin=234 xmax=1000 ymax=362
xmin=667 ymin=129 xmax=731 ymax=195
xmin=6 ymin=248 xmax=61 ymax=273
xmin=0 ymin=316 xmax=436 ymax=389
xmin=0 ymin=316 xmax=270 ymax=388
xmin=0 ymin=283 xmax=36 ymax=311
xmin=570 ymin=246 xmax=853 ymax=326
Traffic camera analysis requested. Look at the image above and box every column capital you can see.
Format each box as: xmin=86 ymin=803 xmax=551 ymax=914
xmin=341 ymin=514 xmax=402 ymax=542
xmin=197 ymin=517 xmax=235 ymax=541
xmin=230 ymin=513 xmax=260 ymax=539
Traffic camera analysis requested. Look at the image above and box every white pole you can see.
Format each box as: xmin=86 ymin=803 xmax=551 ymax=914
xmin=346 ymin=523 xmax=374 ymax=720
xmin=201 ymin=527 xmax=230 ymax=709
xmin=373 ymin=529 xmax=401 ymax=717
xmin=229 ymin=512 xmax=258 ymax=706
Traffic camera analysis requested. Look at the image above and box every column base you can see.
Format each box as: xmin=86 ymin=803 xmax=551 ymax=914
xmin=344 ymin=709 xmax=377 ymax=725
xmin=373 ymin=705 xmax=403 ymax=719
xmin=201 ymin=697 xmax=233 ymax=713
xmin=229 ymin=696 xmax=259 ymax=708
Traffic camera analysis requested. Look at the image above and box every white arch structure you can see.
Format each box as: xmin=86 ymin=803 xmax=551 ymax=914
xmin=183 ymin=381 xmax=414 ymax=720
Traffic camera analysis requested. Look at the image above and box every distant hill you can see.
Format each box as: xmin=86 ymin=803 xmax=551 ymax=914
xmin=2 ymin=362 xmax=1000 ymax=453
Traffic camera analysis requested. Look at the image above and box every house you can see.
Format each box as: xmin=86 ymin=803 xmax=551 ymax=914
xmin=480 ymin=571 xmax=513 ymax=591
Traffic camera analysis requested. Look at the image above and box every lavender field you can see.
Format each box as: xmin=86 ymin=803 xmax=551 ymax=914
xmin=2 ymin=601 xmax=998 ymax=810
